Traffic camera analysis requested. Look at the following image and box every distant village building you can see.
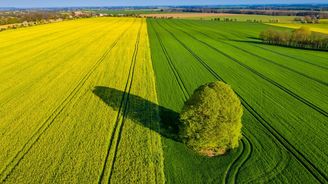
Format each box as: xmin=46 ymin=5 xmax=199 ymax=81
xmin=22 ymin=21 xmax=28 ymax=26
xmin=98 ymin=13 xmax=108 ymax=17
xmin=73 ymin=11 xmax=84 ymax=16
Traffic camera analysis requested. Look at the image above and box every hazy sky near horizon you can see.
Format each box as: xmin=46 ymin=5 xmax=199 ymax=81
xmin=0 ymin=0 xmax=326 ymax=8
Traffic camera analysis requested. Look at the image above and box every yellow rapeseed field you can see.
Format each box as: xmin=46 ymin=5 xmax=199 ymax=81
xmin=0 ymin=17 xmax=164 ymax=183
xmin=267 ymin=23 xmax=328 ymax=34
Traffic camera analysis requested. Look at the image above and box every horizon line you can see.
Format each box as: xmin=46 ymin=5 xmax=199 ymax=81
xmin=1 ymin=3 xmax=328 ymax=9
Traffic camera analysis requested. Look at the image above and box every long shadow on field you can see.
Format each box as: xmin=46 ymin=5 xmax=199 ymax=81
xmin=92 ymin=86 xmax=181 ymax=142
xmin=231 ymin=38 xmax=328 ymax=52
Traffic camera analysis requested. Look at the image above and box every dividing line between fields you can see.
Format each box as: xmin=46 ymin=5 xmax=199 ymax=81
xmin=97 ymin=20 xmax=143 ymax=184
xmin=150 ymin=20 xmax=252 ymax=184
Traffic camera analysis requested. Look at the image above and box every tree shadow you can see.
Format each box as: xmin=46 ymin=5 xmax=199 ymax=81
xmin=230 ymin=38 xmax=328 ymax=52
xmin=92 ymin=86 xmax=181 ymax=142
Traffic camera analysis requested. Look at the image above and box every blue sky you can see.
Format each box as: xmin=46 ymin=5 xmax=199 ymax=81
xmin=0 ymin=0 xmax=326 ymax=8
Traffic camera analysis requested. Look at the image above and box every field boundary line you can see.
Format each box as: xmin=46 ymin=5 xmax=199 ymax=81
xmin=97 ymin=20 xmax=142 ymax=184
xmin=155 ymin=20 xmax=252 ymax=183
xmin=150 ymin=20 xmax=190 ymax=100
xmin=146 ymin=20 xmax=166 ymax=184
xmin=151 ymin=20 xmax=250 ymax=184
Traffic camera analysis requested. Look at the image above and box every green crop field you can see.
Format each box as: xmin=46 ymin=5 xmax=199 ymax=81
xmin=147 ymin=19 xmax=328 ymax=183
xmin=185 ymin=14 xmax=298 ymax=23
xmin=0 ymin=16 xmax=327 ymax=183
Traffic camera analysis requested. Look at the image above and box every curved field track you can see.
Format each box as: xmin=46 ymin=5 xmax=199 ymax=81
xmin=0 ymin=17 xmax=164 ymax=184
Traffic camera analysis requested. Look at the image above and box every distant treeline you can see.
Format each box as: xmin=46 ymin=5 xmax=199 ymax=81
xmin=259 ymin=27 xmax=328 ymax=50
xmin=212 ymin=17 xmax=280 ymax=23
xmin=0 ymin=11 xmax=106 ymax=32
xmin=0 ymin=11 xmax=72 ymax=25
xmin=183 ymin=9 xmax=328 ymax=19
xmin=294 ymin=16 xmax=320 ymax=24
xmin=0 ymin=10 xmax=103 ymax=26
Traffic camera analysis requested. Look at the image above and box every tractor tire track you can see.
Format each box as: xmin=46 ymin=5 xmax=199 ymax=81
xmin=181 ymin=20 xmax=328 ymax=71
xmin=175 ymin=21 xmax=328 ymax=86
xmin=0 ymin=20 xmax=128 ymax=107
xmin=150 ymin=20 xmax=190 ymax=100
xmin=222 ymin=42 xmax=328 ymax=86
xmin=211 ymin=24 xmax=328 ymax=71
xmin=0 ymin=21 xmax=135 ymax=183
xmin=155 ymin=20 xmax=252 ymax=183
xmin=244 ymin=135 xmax=290 ymax=184
xmin=150 ymin=20 xmax=193 ymax=182
xmin=0 ymin=19 xmax=123 ymax=75
xmin=98 ymin=20 xmax=142 ymax=184
xmin=222 ymin=136 xmax=252 ymax=184
xmin=164 ymin=20 xmax=328 ymax=117
xmin=0 ymin=20 xmax=121 ymax=72
xmin=175 ymin=21 xmax=327 ymax=86
xmin=250 ymin=44 xmax=328 ymax=70
xmin=155 ymin=20 xmax=328 ymax=183
xmin=229 ymin=134 xmax=253 ymax=184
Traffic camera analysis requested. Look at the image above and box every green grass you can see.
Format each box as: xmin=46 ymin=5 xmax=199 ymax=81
xmin=184 ymin=14 xmax=298 ymax=23
xmin=147 ymin=19 xmax=328 ymax=183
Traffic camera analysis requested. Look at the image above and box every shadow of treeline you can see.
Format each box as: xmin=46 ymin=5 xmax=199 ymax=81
xmin=92 ymin=86 xmax=181 ymax=142
xmin=231 ymin=37 xmax=328 ymax=52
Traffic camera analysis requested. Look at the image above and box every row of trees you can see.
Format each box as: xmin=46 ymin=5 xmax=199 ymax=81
xmin=0 ymin=19 xmax=64 ymax=32
xmin=0 ymin=11 xmax=103 ymax=32
xmin=212 ymin=18 xmax=237 ymax=22
xmin=0 ymin=11 xmax=100 ymax=26
xmin=183 ymin=8 xmax=328 ymax=18
xmin=294 ymin=16 xmax=320 ymax=24
xmin=259 ymin=27 xmax=328 ymax=50
xmin=211 ymin=18 xmax=280 ymax=23
xmin=0 ymin=11 xmax=72 ymax=25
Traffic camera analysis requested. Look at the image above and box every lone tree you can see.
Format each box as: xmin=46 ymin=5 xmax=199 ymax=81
xmin=179 ymin=81 xmax=243 ymax=157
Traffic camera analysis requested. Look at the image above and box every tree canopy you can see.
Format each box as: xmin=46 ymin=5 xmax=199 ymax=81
xmin=179 ymin=81 xmax=243 ymax=157
xmin=259 ymin=27 xmax=328 ymax=50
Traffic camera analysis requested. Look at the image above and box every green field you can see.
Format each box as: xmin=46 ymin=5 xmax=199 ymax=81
xmin=183 ymin=14 xmax=297 ymax=23
xmin=0 ymin=17 xmax=327 ymax=183
xmin=147 ymin=19 xmax=328 ymax=183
